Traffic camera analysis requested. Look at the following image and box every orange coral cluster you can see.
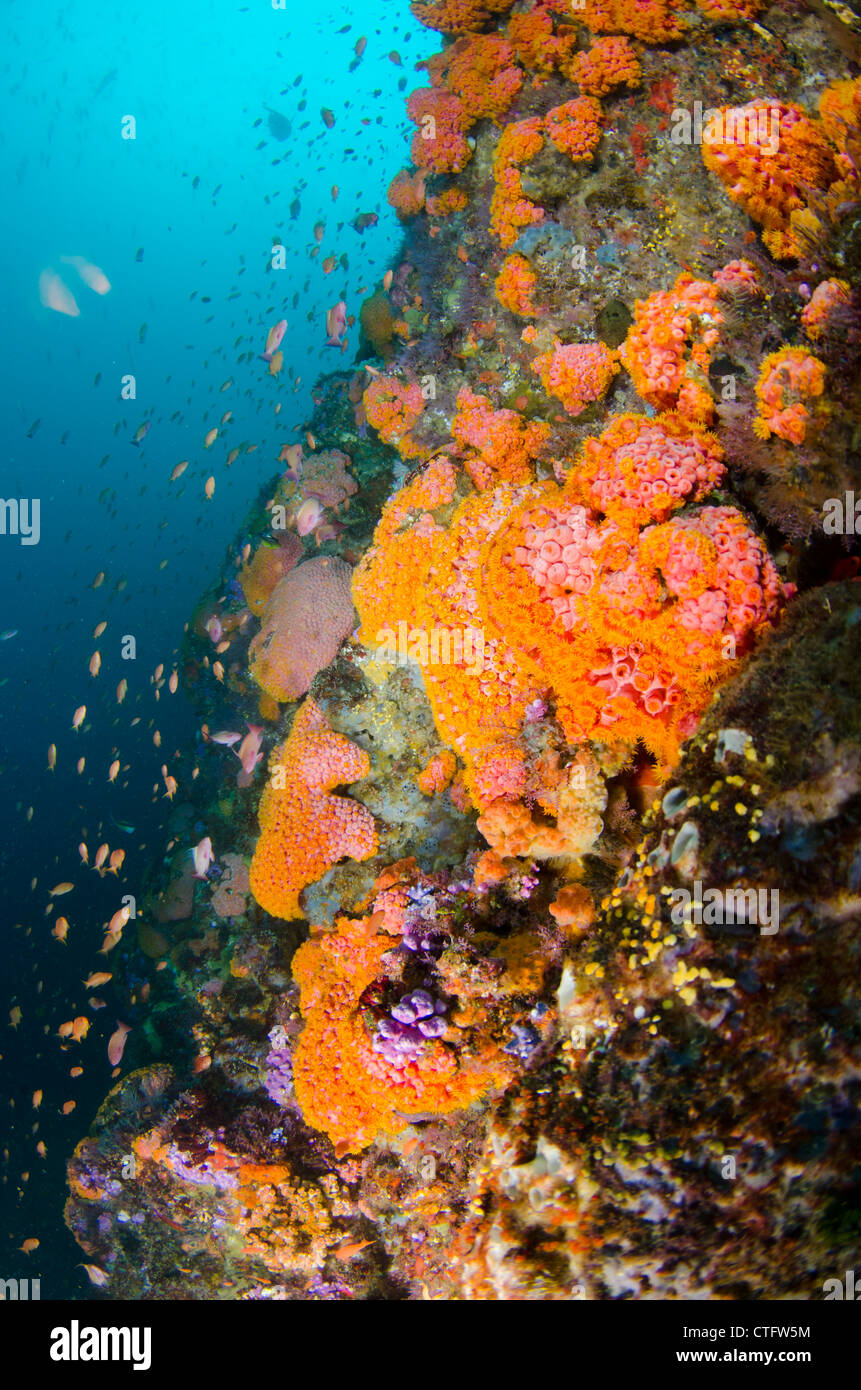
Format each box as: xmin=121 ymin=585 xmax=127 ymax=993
xmin=354 ymin=413 xmax=783 ymax=781
xmin=453 ymin=387 xmax=550 ymax=489
xmin=291 ymin=910 xmax=510 ymax=1152
xmin=694 ymin=0 xmax=762 ymax=17
xmin=352 ymin=456 xmax=457 ymax=645
xmin=619 ymin=272 xmax=724 ymax=423
xmin=249 ymin=699 xmax=378 ymax=921
xmin=508 ymin=5 xmax=576 ymax=73
xmin=490 ymin=99 xmax=604 ymax=246
xmin=494 ymin=252 xmax=541 ymax=316
xmin=129 ymin=1130 xmax=346 ymax=1276
xmin=426 ymin=187 xmax=469 ymax=217
xmin=411 ymin=0 xmax=515 ymax=34
xmin=544 ymin=97 xmax=603 ymax=160
xmin=582 ymin=0 xmax=685 ymax=43
xmin=388 ymin=168 xmax=427 ymax=218
xmin=702 ymin=101 xmax=839 ymax=259
xmin=363 ymin=375 xmax=426 ymax=458
xmin=568 ymin=36 xmax=642 ymax=97
xmin=447 ymin=33 xmax=523 ymax=123
xmin=417 ymin=749 xmax=458 ymax=794
xmin=530 ymin=340 xmax=619 ymax=416
xmin=801 ymin=279 xmax=851 ymax=342
xmin=490 ymin=116 xmax=546 ymax=246
xmin=407 ymin=88 xmax=471 ymax=174
xmin=753 ymin=348 xmax=827 ymax=444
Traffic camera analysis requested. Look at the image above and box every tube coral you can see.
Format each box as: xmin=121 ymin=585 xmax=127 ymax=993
xmin=753 ymin=348 xmax=827 ymax=444
xmin=531 ymin=341 xmax=619 ymax=416
xmin=249 ymin=698 xmax=378 ymax=921
xmin=701 ymin=101 xmax=838 ymax=259
xmin=363 ymin=375 xmax=426 ymax=458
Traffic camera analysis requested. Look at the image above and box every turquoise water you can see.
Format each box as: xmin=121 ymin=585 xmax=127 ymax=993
xmin=0 ymin=0 xmax=422 ymax=1296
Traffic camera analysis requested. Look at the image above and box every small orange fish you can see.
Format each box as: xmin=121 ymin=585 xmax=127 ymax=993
xmin=204 ymin=475 xmax=215 ymax=499
xmin=78 ymin=842 xmax=88 ymax=865
xmin=71 ymin=1017 xmax=90 ymax=1042
xmin=32 ymin=1090 xmax=42 ymax=1109
xmin=153 ymin=729 xmax=162 ymax=748
xmin=107 ymin=849 xmax=125 ymax=875
xmin=72 ymin=705 xmax=86 ymax=731
xmin=168 ymin=671 xmax=178 ymax=693
xmin=213 ymin=661 xmax=224 ymax=683
xmin=334 ymin=1238 xmax=374 ymax=1261
xmin=36 ymin=1141 xmax=47 ymax=1157
xmin=93 ymin=621 xmax=107 ymax=638
xmin=47 ymin=743 xmax=57 ymax=771
xmin=204 ymin=427 xmax=218 ymax=448
xmin=62 ymin=1101 xmax=76 ymax=1116
xmin=268 ymin=350 xmax=283 ymax=377
xmin=80 ymin=1264 xmax=108 ymax=1287
xmin=322 ymin=256 xmax=336 ymax=274
xmin=52 ymin=917 xmax=69 ymax=943
xmin=92 ymin=571 xmax=105 ymax=589
xmin=226 ymin=448 xmax=240 ymax=467
xmin=107 ymin=759 xmax=120 ymax=782
xmin=20 ymin=1238 xmax=39 ymax=1254
xmin=93 ymin=843 xmax=109 ymax=872
xmin=82 ymin=972 xmax=112 ymax=988
xmin=108 ymin=1021 xmax=131 ymax=1066
xmin=170 ymin=460 xmax=189 ymax=482
xmin=383 ymin=269 xmax=394 ymax=291
xmin=76 ymin=756 xmax=85 ymax=774
xmin=89 ymin=651 xmax=101 ymax=677
xmin=107 ymin=906 xmax=130 ymax=936
xmin=50 ymin=882 xmax=74 ymax=897
xmin=69 ymin=1067 xmax=83 ymax=1078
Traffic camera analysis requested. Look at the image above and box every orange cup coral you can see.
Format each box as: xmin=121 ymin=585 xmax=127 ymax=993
xmin=249 ymin=699 xmax=378 ymax=921
xmin=291 ymin=910 xmax=511 ymax=1152
xmin=753 ymin=347 xmax=827 ymax=444
xmin=363 ymin=375 xmax=426 ymax=458
xmin=701 ymin=101 xmax=838 ymax=259
xmin=531 ymin=341 xmax=619 ymax=416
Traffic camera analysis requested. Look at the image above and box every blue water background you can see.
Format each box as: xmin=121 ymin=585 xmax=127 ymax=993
xmin=0 ymin=0 xmax=425 ymax=1296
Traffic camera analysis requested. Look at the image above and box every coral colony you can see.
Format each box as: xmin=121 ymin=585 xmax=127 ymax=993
xmin=63 ymin=1 xmax=861 ymax=1302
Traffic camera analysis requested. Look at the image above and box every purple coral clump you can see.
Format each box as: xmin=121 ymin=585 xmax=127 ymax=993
xmin=401 ymin=885 xmax=449 ymax=959
xmin=372 ymin=989 xmax=448 ymax=1067
xmin=264 ymin=1024 xmax=293 ymax=1107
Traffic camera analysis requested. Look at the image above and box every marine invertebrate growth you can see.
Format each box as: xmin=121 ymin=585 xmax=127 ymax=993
xmin=530 ymin=340 xmax=619 ymax=416
xmin=619 ymin=273 xmax=723 ymax=422
xmin=249 ymin=698 xmax=378 ymax=920
xmin=411 ymin=0 xmax=516 ymax=34
xmin=753 ymin=347 xmax=827 ymax=444
xmin=701 ymin=101 xmax=838 ymax=259
xmin=249 ymin=556 xmax=356 ymax=703
xmin=291 ymin=907 xmax=511 ymax=1152
xmin=363 ymin=375 xmax=426 ymax=458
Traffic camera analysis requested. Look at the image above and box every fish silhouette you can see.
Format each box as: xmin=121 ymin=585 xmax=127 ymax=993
xmin=264 ymin=106 xmax=292 ymax=141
